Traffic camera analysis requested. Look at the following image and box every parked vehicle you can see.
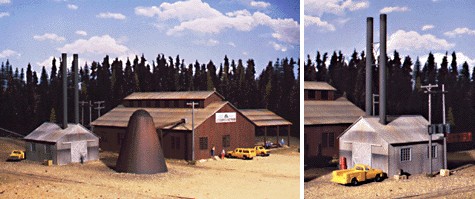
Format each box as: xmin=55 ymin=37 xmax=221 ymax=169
xmin=254 ymin=146 xmax=270 ymax=156
xmin=8 ymin=150 xmax=25 ymax=161
xmin=331 ymin=164 xmax=385 ymax=185
xmin=226 ymin=148 xmax=256 ymax=160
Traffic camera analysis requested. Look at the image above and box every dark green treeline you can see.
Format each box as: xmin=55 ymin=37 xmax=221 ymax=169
xmin=0 ymin=54 xmax=299 ymax=136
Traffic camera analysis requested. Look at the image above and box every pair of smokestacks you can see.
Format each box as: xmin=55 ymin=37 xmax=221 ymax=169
xmin=365 ymin=14 xmax=387 ymax=125
xmin=61 ymin=53 xmax=80 ymax=129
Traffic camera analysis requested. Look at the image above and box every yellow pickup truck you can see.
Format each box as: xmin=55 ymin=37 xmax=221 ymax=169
xmin=226 ymin=148 xmax=256 ymax=160
xmin=8 ymin=150 xmax=25 ymax=161
xmin=254 ymin=146 xmax=270 ymax=156
xmin=331 ymin=164 xmax=384 ymax=186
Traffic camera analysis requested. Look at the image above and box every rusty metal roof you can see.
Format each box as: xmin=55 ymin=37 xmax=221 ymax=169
xmin=24 ymin=123 xmax=97 ymax=143
xmin=123 ymin=91 xmax=224 ymax=100
xmin=343 ymin=115 xmax=443 ymax=144
xmin=91 ymin=101 xmax=228 ymax=130
xmin=304 ymin=81 xmax=336 ymax=91
xmin=239 ymin=109 xmax=292 ymax=127
xmin=304 ymin=97 xmax=365 ymax=125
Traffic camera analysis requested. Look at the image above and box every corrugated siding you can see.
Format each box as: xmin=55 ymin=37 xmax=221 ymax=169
xmin=304 ymin=97 xmax=365 ymax=125
xmin=304 ymin=81 xmax=337 ymax=91
xmin=91 ymin=101 xmax=228 ymax=130
xmin=24 ymin=123 xmax=99 ymax=144
xmin=123 ymin=91 xmax=223 ymax=100
xmin=360 ymin=116 xmax=444 ymax=144
xmin=239 ymin=109 xmax=292 ymax=127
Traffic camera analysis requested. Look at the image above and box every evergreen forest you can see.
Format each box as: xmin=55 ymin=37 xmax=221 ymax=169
xmin=305 ymin=50 xmax=475 ymax=133
xmin=0 ymin=54 xmax=299 ymax=136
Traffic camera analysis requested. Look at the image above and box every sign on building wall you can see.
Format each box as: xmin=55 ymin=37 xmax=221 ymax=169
xmin=216 ymin=112 xmax=236 ymax=123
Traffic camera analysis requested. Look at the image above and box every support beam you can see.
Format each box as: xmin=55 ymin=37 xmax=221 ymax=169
xmin=264 ymin=127 xmax=267 ymax=146
xmin=287 ymin=125 xmax=290 ymax=146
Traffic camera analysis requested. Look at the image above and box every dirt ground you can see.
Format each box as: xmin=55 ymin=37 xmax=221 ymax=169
xmin=0 ymin=137 xmax=299 ymax=199
xmin=305 ymin=149 xmax=475 ymax=199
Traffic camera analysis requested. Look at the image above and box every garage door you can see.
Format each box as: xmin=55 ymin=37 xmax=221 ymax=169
xmin=352 ymin=143 xmax=372 ymax=166
xmin=71 ymin=141 xmax=88 ymax=163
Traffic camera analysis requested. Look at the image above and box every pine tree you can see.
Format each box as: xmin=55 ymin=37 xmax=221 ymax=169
xmin=49 ymin=108 xmax=57 ymax=123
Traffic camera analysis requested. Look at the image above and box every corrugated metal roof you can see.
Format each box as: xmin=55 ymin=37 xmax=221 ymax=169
xmin=123 ymin=91 xmax=223 ymax=100
xmin=304 ymin=81 xmax=336 ymax=91
xmin=239 ymin=109 xmax=292 ymax=127
xmin=91 ymin=101 xmax=228 ymax=130
xmin=344 ymin=116 xmax=443 ymax=144
xmin=24 ymin=123 xmax=97 ymax=143
xmin=304 ymin=97 xmax=365 ymax=125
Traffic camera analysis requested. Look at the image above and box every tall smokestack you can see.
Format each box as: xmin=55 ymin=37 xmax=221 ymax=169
xmin=379 ymin=14 xmax=387 ymax=125
xmin=73 ymin=54 xmax=79 ymax=124
xmin=62 ymin=53 xmax=68 ymax=129
xmin=365 ymin=17 xmax=373 ymax=116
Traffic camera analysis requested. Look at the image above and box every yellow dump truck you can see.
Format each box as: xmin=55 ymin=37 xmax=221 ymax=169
xmin=331 ymin=164 xmax=384 ymax=185
xmin=226 ymin=148 xmax=256 ymax=160
xmin=8 ymin=150 xmax=25 ymax=161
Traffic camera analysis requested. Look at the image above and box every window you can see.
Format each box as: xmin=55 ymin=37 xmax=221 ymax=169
xmin=427 ymin=145 xmax=437 ymax=158
xmin=321 ymin=90 xmax=329 ymax=100
xmin=321 ymin=132 xmax=334 ymax=148
xmin=45 ymin=145 xmax=51 ymax=154
xmin=199 ymin=137 xmax=208 ymax=150
xmin=171 ymin=136 xmax=175 ymax=149
xmin=31 ymin=143 xmax=36 ymax=151
xmin=308 ymin=90 xmax=316 ymax=99
xmin=118 ymin=134 xmax=124 ymax=145
xmin=400 ymin=148 xmax=411 ymax=162
xmin=222 ymin=135 xmax=230 ymax=147
xmin=328 ymin=132 xmax=335 ymax=147
xmin=322 ymin=133 xmax=328 ymax=148
xmin=171 ymin=136 xmax=181 ymax=150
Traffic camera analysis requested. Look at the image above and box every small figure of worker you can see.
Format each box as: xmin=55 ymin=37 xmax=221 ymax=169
xmin=280 ymin=138 xmax=285 ymax=147
xmin=221 ymin=149 xmax=225 ymax=159
xmin=210 ymin=146 xmax=215 ymax=157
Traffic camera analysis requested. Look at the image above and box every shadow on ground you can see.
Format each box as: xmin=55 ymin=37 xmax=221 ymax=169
xmin=304 ymin=167 xmax=335 ymax=182
xmin=99 ymin=151 xmax=118 ymax=171
xmin=448 ymin=150 xmax=475 ymax=169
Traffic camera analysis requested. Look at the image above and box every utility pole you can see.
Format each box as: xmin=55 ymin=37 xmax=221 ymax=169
xmin=186 ymin=101 xmax=198 ymax=161
xmin=79 ymin=101 xmax=89 ymax=125
xmin=441 ymin=84 xmax=448 ymax=169
xmin=421 ymin=84 xmax=438 ymax=175
xmin=89 ymin=101 xmax=92 ymax=127
xmin=94 ymin=101 xmax=105 ymax=118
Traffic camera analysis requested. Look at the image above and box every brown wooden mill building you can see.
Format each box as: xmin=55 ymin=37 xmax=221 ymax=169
xmin=304 ymin=81 xmax=364 ymax=166
xmin=91 ymin=91 xmax=291 ymax=160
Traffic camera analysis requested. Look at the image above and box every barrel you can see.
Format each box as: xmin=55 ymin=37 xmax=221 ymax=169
xmin=339 ymin=156 xmax=347 ymax=170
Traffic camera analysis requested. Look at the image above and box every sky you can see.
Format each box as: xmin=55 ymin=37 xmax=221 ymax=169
xmin=305 ymin=0 xmax=475 ymax=68
xmin=0 ymin=0 xmax=299 ymax=74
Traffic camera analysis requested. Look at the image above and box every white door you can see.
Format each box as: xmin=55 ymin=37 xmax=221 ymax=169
xmin=71 ymin=141 xmax=88 ymax=163
xmin=352 ymin=143 xmax=372 ymax=166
